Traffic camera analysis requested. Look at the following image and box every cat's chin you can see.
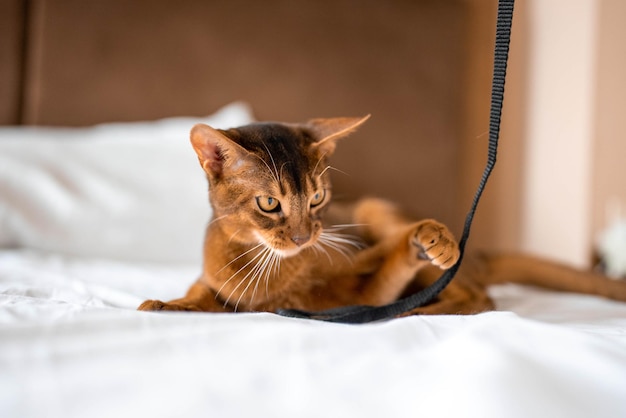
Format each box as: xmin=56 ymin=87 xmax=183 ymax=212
xmin=271 ymin=247 xmax=305 ymax=259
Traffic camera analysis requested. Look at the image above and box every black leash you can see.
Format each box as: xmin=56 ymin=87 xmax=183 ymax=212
xmin=278 ymin=0 xmax=515 ymax=323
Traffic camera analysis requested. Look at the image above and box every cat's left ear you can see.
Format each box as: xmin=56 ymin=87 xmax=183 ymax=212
xmin=307 ymin=115 xmax=371 ymax=156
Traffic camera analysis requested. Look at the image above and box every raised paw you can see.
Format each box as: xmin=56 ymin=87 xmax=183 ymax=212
xmin=137 ymin=299 xmax=201 ymax=312
xmin=410 ymin=220 xmax=460 ymax=269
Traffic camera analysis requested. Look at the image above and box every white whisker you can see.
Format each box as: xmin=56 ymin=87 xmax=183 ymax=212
xmin=250 ymin=247 xmax=275 ymax=307
xmin=228 ymin=247 xmax=272 ymax=310
xmin=262 ymin=143 xmax=281 ymax=183
xmin=309 ymin=243 xmax=321 ymax=257
xmin=254 ymin=153 xmax=280 ymax=185
xmin=227 ymin=229 xmax=243 ymax=244
xmin=266 ymin=252 xmax=281 ymax=298
xmin=319 ymin=238 xmax=353 ymax=262
xmin=207 ymin=215 xmax=229 ymax=228
xmin=326 ymin=166 xmax=350 ymax=177
xmin=234 ymin=247 xmax=272 ymax=311
xmin=318 ymin=230 xmax=365 ymax=263
xmin=261 ymin=250 xmax=277 ymax=299
xmin=318 ymin=165 xmax=332 ymax=178
xmin=329 ymin=223 xmax=368 ymax=230
xmin=321 ymin=231 xmax=365 ymax=250
xmin=216 ymin=244 xmax=266 ymax=302
xmin=312 ymin=152 xmax=328 ymax=176
xmin=279 ymin=162 xmax=288 ymax=183
xmin=215 ymin=237 xmax=285 ymax=311
xmin=312 ymin=242 xmax=333 ymax=265
xmin=216 ymin=242 xmax=264 ymax=276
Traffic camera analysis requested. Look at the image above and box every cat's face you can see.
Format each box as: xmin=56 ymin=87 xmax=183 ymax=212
xmin=191 ymin=116 xmax=369 ymax=257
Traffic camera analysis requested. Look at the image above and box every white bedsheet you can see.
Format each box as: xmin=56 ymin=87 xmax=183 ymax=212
xmin=1 ymin=249 xmax=625 ymax=418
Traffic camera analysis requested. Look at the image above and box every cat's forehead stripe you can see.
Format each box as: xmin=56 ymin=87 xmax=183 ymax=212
xmin=238 ymin=123 xmax=312 ymax=194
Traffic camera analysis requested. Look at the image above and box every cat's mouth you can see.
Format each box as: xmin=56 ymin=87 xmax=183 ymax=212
xmin=253 ymin=232 xmax=312 ymax=259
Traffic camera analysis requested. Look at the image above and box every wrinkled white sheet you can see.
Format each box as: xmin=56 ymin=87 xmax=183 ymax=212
xmin=1 ymin=249 xmax=625 ymax=418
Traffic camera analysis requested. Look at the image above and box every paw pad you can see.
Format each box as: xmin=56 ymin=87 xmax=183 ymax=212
xmin=411 ymin=221 xmax=460 ymax=269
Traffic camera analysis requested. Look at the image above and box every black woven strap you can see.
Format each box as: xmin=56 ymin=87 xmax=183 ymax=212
xmin=278 ymin=0 xmax=515 ymax=323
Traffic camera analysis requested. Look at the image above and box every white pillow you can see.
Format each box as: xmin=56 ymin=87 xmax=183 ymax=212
xmin=0 ymin=102 xmax=255 ymax=264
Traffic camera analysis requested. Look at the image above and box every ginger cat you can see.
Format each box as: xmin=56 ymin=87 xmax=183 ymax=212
xmin=139 ymin=116 xmax=626 ymax=316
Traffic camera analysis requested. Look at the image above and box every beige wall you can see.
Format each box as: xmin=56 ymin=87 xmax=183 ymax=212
xmin=591 ymin=0 xmax=626 ymax=246
xmin=468 ymin=0 xmax=626 ymax=269
xmin=520 ymin=0 xmax=598 ymax=268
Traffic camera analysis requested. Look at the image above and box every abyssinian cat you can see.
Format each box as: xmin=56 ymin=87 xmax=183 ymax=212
xmin=138 ymin=116 xmax=626 ymax=316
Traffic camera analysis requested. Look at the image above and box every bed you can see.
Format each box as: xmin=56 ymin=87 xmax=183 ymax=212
xmin=3 ymin=1 xmax=626 ymax=417
xmin=1 ymin=102 xmax=626 ymax=418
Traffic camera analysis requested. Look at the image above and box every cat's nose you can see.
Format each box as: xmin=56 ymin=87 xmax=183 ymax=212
xmin=291 ymin=235 xmax=311 ymax=247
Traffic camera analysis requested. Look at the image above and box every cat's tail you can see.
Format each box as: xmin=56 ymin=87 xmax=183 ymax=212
xmin=473 ymin=253 xmax=626 ymax=302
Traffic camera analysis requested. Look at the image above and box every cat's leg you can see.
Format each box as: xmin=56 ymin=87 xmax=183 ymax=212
xmin=350 ymin=219 xmax=460 ymax=305
xmin=400 ymin=285 xmax=495 ymax=315
xmin=398 ymin=267 xmax=495 ymax=315
xmin=138 ymin=281 xmax=230 ymax=312
xmin=351 ymin=197 xmax=410 ymax=242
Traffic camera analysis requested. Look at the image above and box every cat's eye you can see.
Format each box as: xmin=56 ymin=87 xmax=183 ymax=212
xmin=310 ymin=190 xmax=326 ymax=207
xmin=256 ymin=196 xmax=281 ymax=213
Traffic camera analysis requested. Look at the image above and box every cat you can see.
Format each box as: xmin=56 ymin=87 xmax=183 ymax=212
xmin=138 ymin=116 xmax=626 ymax=316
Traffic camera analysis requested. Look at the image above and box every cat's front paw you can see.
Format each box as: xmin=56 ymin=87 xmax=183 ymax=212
xmin=410 ymin=220 xmax=460 ymax=269
xmin=137 ymin=299 xmax=201 ymax=312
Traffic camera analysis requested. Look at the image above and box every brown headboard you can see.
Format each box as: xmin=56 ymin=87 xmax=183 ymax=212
xmin=1 ymin=0 xmax=500 ymax=242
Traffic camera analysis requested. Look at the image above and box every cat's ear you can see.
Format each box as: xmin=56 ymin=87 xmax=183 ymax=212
xmin=307 ymin=115 xmax=371 ymax=156
xmin=190 ymin=123 xmax=250 ymax=178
